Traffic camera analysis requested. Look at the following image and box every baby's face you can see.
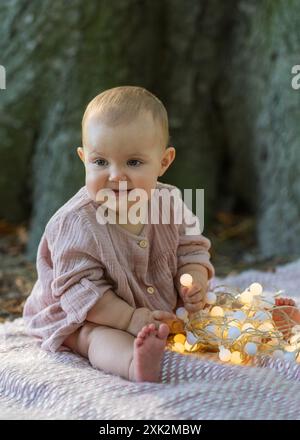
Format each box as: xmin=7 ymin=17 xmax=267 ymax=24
xmin=78 ymin=111 xmax=175 ymax=213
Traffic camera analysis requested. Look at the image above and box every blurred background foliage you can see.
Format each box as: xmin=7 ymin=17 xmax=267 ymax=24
xmin=0 ymin=0 xmax=300 ymax=321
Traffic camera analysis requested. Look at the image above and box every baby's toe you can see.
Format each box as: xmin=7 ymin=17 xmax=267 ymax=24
xmin=141 ymin=325 xmax=152 ymax=336
xmin=145 ymin=324 xmax=157 ymax=337
xmin=147 ymin=323 xmax=156 ymax=334
xmin=136 ymin=335 xmax=144 ymax=345
xmin=157 ymin=323 xmax=169 ymax=339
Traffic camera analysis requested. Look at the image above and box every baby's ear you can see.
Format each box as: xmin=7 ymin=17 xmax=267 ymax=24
xmin=77 ymin=147 xmax=85 ymax=163
xmin=159 ymin=146 xmax=176 ymax=176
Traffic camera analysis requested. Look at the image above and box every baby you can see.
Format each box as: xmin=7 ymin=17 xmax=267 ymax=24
xmin=23 ymin=86 xmax=215 ymax=382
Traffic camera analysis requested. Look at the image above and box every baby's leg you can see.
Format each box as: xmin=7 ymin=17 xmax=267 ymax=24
xmin=63 ymin=323 xmax=135 ymax=379
xmin=63 ymin=322 xmax=169 ymax=382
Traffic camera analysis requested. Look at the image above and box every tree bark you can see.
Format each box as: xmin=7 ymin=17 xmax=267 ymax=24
xmin=219 ymin=0 xmax=300 ymax=257
xmin=159 ymin=0 xmax=236 ymax=227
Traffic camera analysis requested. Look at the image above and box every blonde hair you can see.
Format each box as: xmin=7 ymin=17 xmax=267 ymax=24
xmin=82 ymin=86 xmax=169 ymax=149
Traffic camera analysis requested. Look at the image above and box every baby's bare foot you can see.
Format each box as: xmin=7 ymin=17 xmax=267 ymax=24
xmin=272 ymin=297 xmax=300 ymax=338
xmin=131 ymin=323 xmax=169 ymax=383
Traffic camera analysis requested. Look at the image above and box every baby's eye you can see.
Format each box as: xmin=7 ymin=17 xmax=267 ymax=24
xmin=127 ymin=159 xmax=142 ymax=167
xmin=94 ymin=159 xmax=108 ymax=167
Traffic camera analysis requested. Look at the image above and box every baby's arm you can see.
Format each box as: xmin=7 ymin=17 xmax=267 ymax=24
xmin=86 ymin=289 xmax=176 ymax=336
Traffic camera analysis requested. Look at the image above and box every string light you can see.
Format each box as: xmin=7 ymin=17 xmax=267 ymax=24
xmin=180 ymin=274 xmax=193 ymax=287
xmin=168 ymin=275 xmax=300 ymax=365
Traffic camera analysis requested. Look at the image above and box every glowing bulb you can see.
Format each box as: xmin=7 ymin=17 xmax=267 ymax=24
xmin=284 ymin=344 xmax=297 ymax=353
xmin=184 ymin=341 xmax=198 ymax=352
xmin=244 ymin=342 xmax=257 ymax=356
xmin=174 ymin=342 xmax=185 ymax=353
xmin=257 ymin=322 xmax=274 ymax=332
xmin=219 ymin=346 xmax=231 ymax=362
xmin=210 ymin=306 xmax=224 ymax=317
xmin=231 ymin=351 xmax=243 ymax=364
xmin=206 ymin=291 xmax=217 ymax=305
xmin=174 ymin=333 xmax=186 ymax=344
xmin=291 ymin=325 xmax=300 ymax=334
xmin=176 ymin=307 xmax=188 ymax=321
xmin=240 ymin=290 xmax=253 ymax=305
xmin=180 ymin=273 xmax=193 ymax=287
xmin=290 ymin=334 xmax=300 ymax=345
xmin=249 ymin=283 xmax=263 ymax=296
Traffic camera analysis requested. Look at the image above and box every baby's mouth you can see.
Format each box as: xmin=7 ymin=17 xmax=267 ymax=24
xmin=112 ymin=189 xmax=132 ymax=196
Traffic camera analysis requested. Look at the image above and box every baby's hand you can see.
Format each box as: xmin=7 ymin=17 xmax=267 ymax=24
xmin=180 ymin=277 xmax=208 ymax=313
xmin=126 ymin=307 xmax=177 ymax=336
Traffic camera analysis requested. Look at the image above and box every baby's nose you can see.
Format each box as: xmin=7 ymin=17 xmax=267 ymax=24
xmin=108 ymin=166 xmax=127 ymax=181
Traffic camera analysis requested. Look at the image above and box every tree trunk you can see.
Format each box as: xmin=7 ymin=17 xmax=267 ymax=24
xmin=160 ymin=0 xmax=236 ymax=227
xmin=219 ymin=0 xmax=300 ymax=257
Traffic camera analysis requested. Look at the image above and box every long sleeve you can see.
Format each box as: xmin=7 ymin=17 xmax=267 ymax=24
xmin=23 ymin=208 xmax=114 ymax=352
xmin=49 ymin=211 xmax=114 ymax=324
xmin=176 ymin=197 xmax=215 ymax=280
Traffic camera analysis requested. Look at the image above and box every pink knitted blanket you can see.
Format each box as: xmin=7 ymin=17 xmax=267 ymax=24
xmin=1 ymin=260 xmax=300 ymax=420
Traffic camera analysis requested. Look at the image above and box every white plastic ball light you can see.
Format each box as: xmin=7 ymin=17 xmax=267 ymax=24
xmin=219 ymin=346 xmax=231 ymax=362
xmin=186 ymin=331 xmax=198 ymax=345
xmin=290 ymin=334 xmax=300 ymax=345
xmin=232 ymin=310 xmax=247 ymax=322
xmin=174 ymin=342 xmax=185 ymax=353
xmin=228 ymin=327 xmax=241 ymax=340
xmin=206 ymin=291 xmax=217 ymax=305
xmin=284 ymin=344 xmax=297 ymax=353
xmin=240 ymin=290 xmax=253 ymax=305
xmin=291 ymin=325 xmax=300 ymax=334
xmin=176 ymin=307 xmax=188 ymax=321
xmin=184 ymin=341 xmax=198 ymax=352
xmin=257 ymin=322 xmax=274 ymax=332
xmin=231 ymin=351 xmax=243 ymax=364
xmin=244 ymin=342 xmax=257 ymax=356
xmin=180 ymin=273 xmax=193 ymax=287
xmin=210 ymin=306 xmax=224 ymax=317
xmin=174 ymin=333 xmax=186 ymax=344
xmin=249 ymin=283 xmax=263 ymax=296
